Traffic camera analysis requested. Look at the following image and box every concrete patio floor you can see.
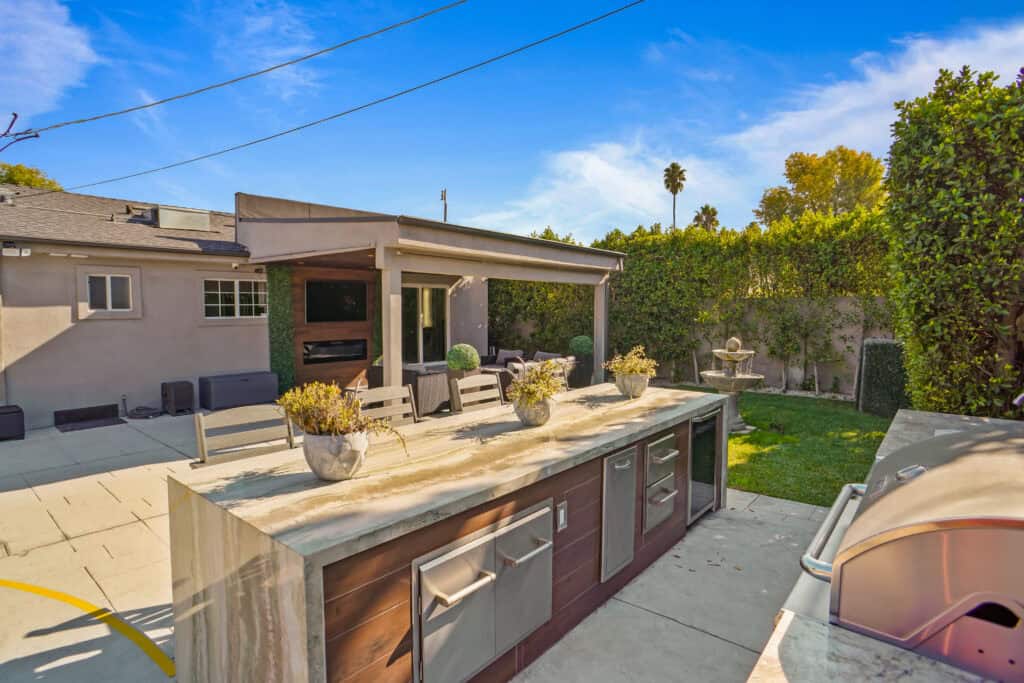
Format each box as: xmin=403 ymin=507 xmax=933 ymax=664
xmin=0 ymin=415 xmax=825 ymax=682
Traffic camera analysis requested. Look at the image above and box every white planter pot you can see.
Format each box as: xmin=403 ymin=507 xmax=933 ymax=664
xmin=302 ymin=431 xmax=368 ymax=481
xmin=615 ymin=373 xmax=650 ymax=398
xmin=513 ymin=398 xmax=553 ymax=427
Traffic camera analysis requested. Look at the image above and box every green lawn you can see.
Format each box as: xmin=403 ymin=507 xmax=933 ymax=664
xmin=727 ymin=392 xmax=891 ymax=506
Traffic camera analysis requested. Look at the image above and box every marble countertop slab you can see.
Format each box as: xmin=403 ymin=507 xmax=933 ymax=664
xmin=747 ymin=610 xmax=984 ymax=683
xmin=171 ymin=384 xmax=725 ymax=568
xmin=875 ymin=408 xmax=1024 ymax=460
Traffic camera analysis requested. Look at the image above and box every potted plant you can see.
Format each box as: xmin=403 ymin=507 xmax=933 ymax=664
xmin=568 ymin=335 xmax=594 ymax=388
xmin=277 ymin=381 xmax=405 ymax=481
xmin=604 ymin=345 xmax=658 ymax=398
xmin=446 ymin=343 xmax=481 ymax=381
xmin=506 ymin=360 xmax=563 ymax=427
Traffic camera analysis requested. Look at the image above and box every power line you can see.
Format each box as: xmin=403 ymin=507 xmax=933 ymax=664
xmin=17 ymin=0 xmax=645 ymax=199
xmin=5 ymin=0 xmax=469 ymax=138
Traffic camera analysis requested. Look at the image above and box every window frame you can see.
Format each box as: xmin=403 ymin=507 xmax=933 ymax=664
xmin=202 ymin=278 xmax=267 ymax=320
xmin=87 ymin=274 xmax=133 ymax=312
xmin=400 ymin=285 xmax=450 ymax=364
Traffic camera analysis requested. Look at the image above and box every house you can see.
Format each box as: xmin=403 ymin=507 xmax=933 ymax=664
xmin=0 ymin=185 xmax=624 ymax=429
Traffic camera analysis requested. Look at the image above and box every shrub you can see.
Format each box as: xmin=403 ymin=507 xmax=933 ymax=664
xmin=857 ymin=339 xmax=909 ymax=418
xmin=506 ymin=360 xmax=564 ymax=407
xmin=604 ymin=345 xmax=658 ymax=377
xmin=887 ymin=67 xmax=1024 ymax=416
xmin=277 ymin=382 xmax=396 ymax=438
xmin=446 ymin=343 xmax=481 ymax=371
xmin=569 ymin=335 xmax=594 ymax=357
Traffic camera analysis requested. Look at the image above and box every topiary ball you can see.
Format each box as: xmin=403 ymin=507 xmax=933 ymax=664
xmin=446 ymin=343 xmax=481 ymax=371
xmin=569 ymin=335 xmax=594 ymax=357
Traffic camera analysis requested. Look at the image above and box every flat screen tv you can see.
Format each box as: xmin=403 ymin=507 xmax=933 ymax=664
xmin=305 ymin=280 xmax=367 ymax=323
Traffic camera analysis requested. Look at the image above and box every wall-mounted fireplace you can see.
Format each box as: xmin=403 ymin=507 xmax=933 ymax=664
xmin=302 ymin=339 xmax=368 ymax=365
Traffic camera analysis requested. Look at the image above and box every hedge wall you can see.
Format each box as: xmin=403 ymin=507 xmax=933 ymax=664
xmin=857 ymin=339 xmax=909 ymax=417
xmin=489 ymin=210 xmax=892 ymax=385
xmin=266 ymin=264 xmax=296 ymax=393
xmin=887 ymin=67 xmax=1024 ymax=417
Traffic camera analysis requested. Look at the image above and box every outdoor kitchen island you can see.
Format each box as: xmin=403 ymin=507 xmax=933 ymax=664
xmin=168 ymin=384 xmax=728 ymax=683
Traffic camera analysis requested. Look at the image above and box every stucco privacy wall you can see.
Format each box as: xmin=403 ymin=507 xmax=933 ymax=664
xmin=1 ymin=251 xmax=269 ymax=428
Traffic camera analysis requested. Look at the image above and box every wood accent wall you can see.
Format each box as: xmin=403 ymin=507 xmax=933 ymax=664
xmin=292 ymin=266 xmax=377 ymax=388
xmin=321 ymin=419 xmax=699 ymax=683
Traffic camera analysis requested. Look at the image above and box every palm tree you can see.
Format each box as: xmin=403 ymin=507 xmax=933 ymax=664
xmin=693 ymin=203 xmax=719 ymax=231
xmin=663 ymin=162 xmax=686 ymax=228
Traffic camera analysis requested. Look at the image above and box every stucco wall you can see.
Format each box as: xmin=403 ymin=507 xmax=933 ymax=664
xmin=450 ymin=276 xmax=488 ymax=355
xmin=1 ymin=252 xmax=269 ymax=428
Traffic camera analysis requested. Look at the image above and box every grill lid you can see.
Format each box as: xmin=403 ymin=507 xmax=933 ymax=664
xmin=839 ymin=429 xmax=1024 ymax=556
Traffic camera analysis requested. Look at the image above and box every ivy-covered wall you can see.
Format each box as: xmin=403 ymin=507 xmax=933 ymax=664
xmin=488 ymin=209 xmax=892 ymax=391
xmin=267 ymin=264 xmax=296 ymax=393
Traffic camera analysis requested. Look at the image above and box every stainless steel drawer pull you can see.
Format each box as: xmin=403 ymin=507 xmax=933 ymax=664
xmin=434 ymin=571 xmax=496 ymax=607
xmin=693 ymin=409 xmax=721 ymax=423
xmin=503 ymin=539 xmax=554 ymax=568
xmin=650 ymin=489 xmax=677 ymax=505
xmin=651 ymin=449 xmax=679 ymax=465
xmin=613 ymin=460 xmax=632 ymax=471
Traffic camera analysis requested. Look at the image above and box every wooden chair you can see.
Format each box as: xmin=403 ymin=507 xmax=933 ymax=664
xmin=449 ymin=374 xmax=504 ymax=413
xmin=193 ymin=404 xmax=296 ymax=466
xmin=354 ymin=384 xmax=418 ymax=426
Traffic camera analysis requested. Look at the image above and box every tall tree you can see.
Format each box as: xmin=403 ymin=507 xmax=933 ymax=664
xmin=692 ymin=204 xmax=719 ymax=231
xmin=663 ymin=162 xmax=686 ymax=228
xmin=754 ymin=146 xmax=884 ymax=226
xmin=0 ymin=163 xmax=62 ymax=191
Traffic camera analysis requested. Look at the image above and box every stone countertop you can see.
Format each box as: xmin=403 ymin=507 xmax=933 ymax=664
xmin=748 ymin=407 xmax=1024 ymax=682
xmin=170 ymin=384 xmax=725 ymax=568
xmin=747 ymin=610 xmax=983 ymax=683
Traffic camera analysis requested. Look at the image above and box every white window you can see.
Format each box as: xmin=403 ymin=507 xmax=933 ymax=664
xmin=204 ymin=279 xmax=267 ymax=319
xmin=87 ymin=274 xmax=132 ymax=311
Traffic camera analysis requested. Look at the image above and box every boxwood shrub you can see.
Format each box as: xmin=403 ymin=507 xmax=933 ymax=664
xmin=857 ymin=339 xmax=909 ymax=418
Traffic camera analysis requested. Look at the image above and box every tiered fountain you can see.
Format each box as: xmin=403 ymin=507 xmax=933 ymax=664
xmin=700 ymin=337 xmax=764 ymax=434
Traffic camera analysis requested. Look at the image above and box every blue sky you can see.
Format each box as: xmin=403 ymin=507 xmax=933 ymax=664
xmin=3 ymin=0 xmax=1023 ymax=242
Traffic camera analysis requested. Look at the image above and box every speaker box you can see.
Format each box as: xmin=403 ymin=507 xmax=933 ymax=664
xmin=161 ymin=381 xmax=194 ymax=415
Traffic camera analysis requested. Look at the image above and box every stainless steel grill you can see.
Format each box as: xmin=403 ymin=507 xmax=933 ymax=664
xmin=801 ymin=429 xmax=1024 ymax=682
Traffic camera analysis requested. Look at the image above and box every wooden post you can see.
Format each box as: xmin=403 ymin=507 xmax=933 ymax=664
xmin=593 ymin=276 xmax=608 ymax=383
xmin=380 ymin=266 xmax=403 ymax=387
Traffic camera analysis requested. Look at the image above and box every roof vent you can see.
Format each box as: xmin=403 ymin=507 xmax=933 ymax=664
xmin=156 ymin=205 xmax=211 ymax=231
xmin=0 ymin=193 xmax=14 ymax=206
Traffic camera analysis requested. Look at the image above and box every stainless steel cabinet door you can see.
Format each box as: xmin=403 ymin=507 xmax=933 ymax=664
xmin=419 ymin=536 xmax=497 ymax=682
xmin=601 ymin=447 xmax=637 ymax=582
xmin=495 ymin=506 xmax=554 ymax=654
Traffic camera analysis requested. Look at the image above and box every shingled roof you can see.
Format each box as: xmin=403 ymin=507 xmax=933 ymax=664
xmin=0 ymin=184 xmax=246 ymax=256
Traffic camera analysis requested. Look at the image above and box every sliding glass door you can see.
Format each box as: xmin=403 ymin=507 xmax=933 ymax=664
xmin=401 ymin=286 xmax=448 ymax=364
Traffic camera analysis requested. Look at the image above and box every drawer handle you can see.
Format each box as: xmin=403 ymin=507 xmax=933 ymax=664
xmin=651 ymin=449 xmax=679 ymax=465
xmin=434 ymin=571 xmax=496 ymax=608
xmin=613 ymin=459 xmax=632 ymax=471
xmin=650 ymin=489 xmax=677 ymax=506
xmin=503 ymin=539 xmax=553 ymax=568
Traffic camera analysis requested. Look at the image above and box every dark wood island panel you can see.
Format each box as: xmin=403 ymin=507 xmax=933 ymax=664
xmin=322 ymin=420 xmax=698 ymax=683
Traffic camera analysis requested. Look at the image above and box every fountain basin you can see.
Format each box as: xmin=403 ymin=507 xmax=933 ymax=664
xmin=700 ymin=370 xmax=763 ymax=393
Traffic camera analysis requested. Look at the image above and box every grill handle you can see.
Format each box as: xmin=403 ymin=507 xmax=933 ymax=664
xmin=800 ymin=483 xmax=865 ymax=583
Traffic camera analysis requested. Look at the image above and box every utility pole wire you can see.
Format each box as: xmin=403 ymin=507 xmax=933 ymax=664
xmin=4 ymin=0 xmax=469 ymax=138
xmin=17 ymin=0 xmax=645 ymax=200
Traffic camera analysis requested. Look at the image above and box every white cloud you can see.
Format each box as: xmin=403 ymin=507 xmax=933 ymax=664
xmin=724 ymin=23 xmax=1024 ymax=169
xmin=0 ymin=0 xmax=98 ymax=120
xmin=476 ymin=22 xmax=1024 ymax=239
xmin=469 ymin=141 xmax=745 ymax=239
xmin=210 ymin=0 xmax=322 ymax=101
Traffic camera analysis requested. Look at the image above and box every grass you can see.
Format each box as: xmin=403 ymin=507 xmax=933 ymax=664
xmin=727 ymin=392 xmax=891 ymax=506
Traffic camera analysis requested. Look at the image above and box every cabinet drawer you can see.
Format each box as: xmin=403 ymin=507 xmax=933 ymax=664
xmin=601 ymin=447 xmax=637 ymax=582
xmin=644 ymin=472 xmax=677 ymax=534
xmin=419 ymin=536 xmax=497 ymax=682
xmin=645 ymin=432 xmax=679 ymax=485
xmin=495 ymin=507 xmax=553 ymax=654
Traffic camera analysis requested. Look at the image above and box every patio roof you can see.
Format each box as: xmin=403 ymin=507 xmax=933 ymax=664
xmin=235 ymin=192 xmax=623 ymax=285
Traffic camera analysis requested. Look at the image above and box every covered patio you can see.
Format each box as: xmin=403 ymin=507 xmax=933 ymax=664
xmin=235 ymin=193 xmax=624 ymax=397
